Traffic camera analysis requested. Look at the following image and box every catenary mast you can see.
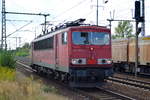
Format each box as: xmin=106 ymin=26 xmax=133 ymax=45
xmin=1 ymin=0 xmax=7 ymax=50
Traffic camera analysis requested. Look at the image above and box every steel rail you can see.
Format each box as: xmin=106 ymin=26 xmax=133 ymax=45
xmin=107 ymin=77 xmax=150 ymax=90
xmin=113 ymin=76 xmax=150 ymax=85
xmin=97 ymin=87 xmax=135 ymax=100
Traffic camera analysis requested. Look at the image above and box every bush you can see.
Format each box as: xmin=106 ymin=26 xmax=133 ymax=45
xmin=15 ymin=48 xmax=29 ymax=57
xmin=0 ymin=51 xmax=16 ymax=68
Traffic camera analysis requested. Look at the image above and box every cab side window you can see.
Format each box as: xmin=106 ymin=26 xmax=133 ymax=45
xmin=62 ymin=32 xmax=67 ymax=44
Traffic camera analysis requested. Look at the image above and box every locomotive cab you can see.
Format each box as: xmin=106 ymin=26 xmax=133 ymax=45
xmin=68 ymin=26 xmax=113 ymax=87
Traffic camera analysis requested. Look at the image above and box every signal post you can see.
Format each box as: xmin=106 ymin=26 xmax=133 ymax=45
xmin=134 ymin=1 xmax=144 ymax=77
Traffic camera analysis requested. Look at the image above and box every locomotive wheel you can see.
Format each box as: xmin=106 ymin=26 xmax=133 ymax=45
xmin=35 ymin=66 xmax=40 ymax=74
xmin=54 ymin=72 xmax=61 ymax=80
xmin=46 ymin=70 xmax=54 ymax=79
xmin=60 ymin=73 xmax=69 ymax=83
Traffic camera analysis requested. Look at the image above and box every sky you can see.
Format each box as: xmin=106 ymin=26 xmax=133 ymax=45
xmin=0 ymin=0 xmax=150 ymax=49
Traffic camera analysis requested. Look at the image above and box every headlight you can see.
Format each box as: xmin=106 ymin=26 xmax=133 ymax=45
xmin=98 ymin=59 xmax=112 ymax=64
xmin=106 ymin=59 xmax=112 ymax=64
xmin=71 ymin=58 xmax=86 ymax=64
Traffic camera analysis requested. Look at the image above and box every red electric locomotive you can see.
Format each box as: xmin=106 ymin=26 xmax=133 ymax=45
xmin=31 ymin=19 xmax=113 ymax=87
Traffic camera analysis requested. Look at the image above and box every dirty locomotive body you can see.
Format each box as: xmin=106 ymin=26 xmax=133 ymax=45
xmin=31 ymin=21 xmax=113 ymax=87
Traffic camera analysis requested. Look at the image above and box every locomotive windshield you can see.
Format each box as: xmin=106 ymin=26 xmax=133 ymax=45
xmin=72 ymin=32 xmax=110 ymax=45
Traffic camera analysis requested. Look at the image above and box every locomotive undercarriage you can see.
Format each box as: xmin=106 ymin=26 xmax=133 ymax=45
xmin=31 ymin=64 xmax=69 ymax=82
xmin=69 ymin=67 xmax=113 ymax=87
xmin=31 ymin=64 xmax=113 ymax=87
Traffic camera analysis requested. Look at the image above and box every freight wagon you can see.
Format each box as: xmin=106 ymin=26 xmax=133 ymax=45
xmin=112 ymin=36 xmax=150 ymax=75
xmin=30 ymin=19 xmax=113 ymax=87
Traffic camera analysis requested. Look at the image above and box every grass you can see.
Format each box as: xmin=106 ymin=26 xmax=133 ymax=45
xmin=0 ymin=69 xmax=67 ymax=100
xmin=0 ymin=67 xmax=16 ymax=81
xmin=15 ymin=48 xmax=29 ymax=57
xmin=0 ymin=78 xmax=67 ymax=100
xmin=0 ymin=65 xmax=67 ymax=100
xmin=0 ymin=50 xmax=67 ymax=100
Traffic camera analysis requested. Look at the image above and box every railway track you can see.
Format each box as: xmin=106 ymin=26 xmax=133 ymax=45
xmin=107 ymin=76 xmax=150 ymax=91
xmin=16 ymin=60 xmax=134 ymax=100
xmin=115 ymin=72 xmax=150 ymax=80
xmin=79 ymin=87 xmax=135 ymax=100
xmin=17 ymin=61 xmax=33 ymax=71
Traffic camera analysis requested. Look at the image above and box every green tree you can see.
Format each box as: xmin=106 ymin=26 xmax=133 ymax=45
xmin=15 ymin=42 xmax=30 ymax=57
xmin=113 ymin=21 xmax=134 ymax=39
xmin=22 ymin=42 xmax=30 ymax=49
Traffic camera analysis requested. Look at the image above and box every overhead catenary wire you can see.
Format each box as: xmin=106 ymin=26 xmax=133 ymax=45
xmin=7 ymin=21 xmax=18 ymax=30
xmin=51 ymin=0 xmax=89 ymax=20
xmin=6 ymin=21 xmax=33 ymax=38
xmin=6 ymin=19 xmax=32 ymax=22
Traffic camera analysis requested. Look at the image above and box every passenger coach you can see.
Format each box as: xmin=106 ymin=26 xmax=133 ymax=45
xmin=31 ymin=19 xmax=113 ymax=87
